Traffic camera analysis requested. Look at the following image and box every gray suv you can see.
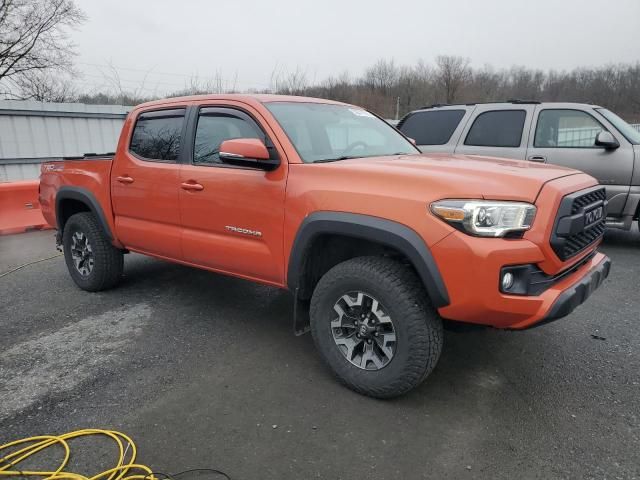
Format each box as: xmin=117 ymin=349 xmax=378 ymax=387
xmin=398 ymin=101 xmax=640 ymax=231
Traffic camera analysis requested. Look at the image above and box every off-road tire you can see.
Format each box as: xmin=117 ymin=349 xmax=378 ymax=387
xmin=62 ymin=212 xmax=123 ymax=291
xmin=310 ymin=256 xmax=443 ymax=398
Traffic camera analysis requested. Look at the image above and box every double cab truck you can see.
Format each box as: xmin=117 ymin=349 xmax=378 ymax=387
xmin=40 ymin=95 xmax=611 ymax=398
xmin=398 ymin=101 xmax=640 ymax=232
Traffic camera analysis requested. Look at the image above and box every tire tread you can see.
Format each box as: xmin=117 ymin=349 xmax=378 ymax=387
xmin=62 ymin=212 xmax=123 ymax=291
xmin=310 ymin=256 xmax=443 ymax=398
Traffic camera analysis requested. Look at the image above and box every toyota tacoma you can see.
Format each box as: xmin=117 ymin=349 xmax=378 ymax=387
xmin=39 ymin=94 xmax=611 ymax=398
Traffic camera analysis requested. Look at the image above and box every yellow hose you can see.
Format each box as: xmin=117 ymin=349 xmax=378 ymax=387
xmin=0 ymin=430 xmax=156 ymax=480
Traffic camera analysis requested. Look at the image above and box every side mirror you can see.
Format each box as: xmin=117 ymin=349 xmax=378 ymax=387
xmin=219 ymin=138 xmax=279 ymax=170
xmin=595 ymin=131 xmax=619 ymax=150
xmin=407 ymin=137 xmax=417 ymax=145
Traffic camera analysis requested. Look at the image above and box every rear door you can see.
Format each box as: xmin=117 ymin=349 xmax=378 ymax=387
xmin=525 ymin=107 xmax=634 ymax=215
xmin=178 ymin=105 xmax=287 ymax=285
xmin=454 ymin=105 xmax=536 ymax=159
xmin=398 ymin=107 xmax=469 ymax=153
xmin=111 ymin=108 xmax=186 ymax=259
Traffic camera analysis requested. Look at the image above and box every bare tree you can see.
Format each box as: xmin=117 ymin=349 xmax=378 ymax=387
xmin=435 ymin=55 xmax=471 ymax=104
xmin=14 ymin=71 xmax=77 ymax=101
xmin=271 ymin=65 xmax=308 ymax=95
xmin=68 ymin=54 xmax=640 ymax=123
xmin=167 ymin=71 xmax=236 ymax=97
xmin=0 ymin=0 xmax=85 ymax=97
xmin=466 ymin=65 xmax=502 ymax=102
xmin=315 ymin=71 xmax=353 ymax=103
xmin=363 ymin=59 xmax=398 ymax=93
xmin=96 ymin=60 xmax=155 ymax=105
xmin=502 ymin=66 xmax=544 ymax=101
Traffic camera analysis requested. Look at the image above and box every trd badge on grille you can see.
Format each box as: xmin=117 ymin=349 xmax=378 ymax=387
xmin=584 ymin=207 xmax=603 ymax=228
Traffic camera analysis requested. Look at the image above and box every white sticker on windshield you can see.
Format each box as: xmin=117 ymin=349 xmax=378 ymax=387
xmin=349 ymin=108 xmax=375 ymax=118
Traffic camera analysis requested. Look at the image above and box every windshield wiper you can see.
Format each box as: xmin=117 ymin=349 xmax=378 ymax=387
xmin=313 ymin=155 xmax=362 ymax=163
xmin=314 ymin=152 xmax=414 ymax=163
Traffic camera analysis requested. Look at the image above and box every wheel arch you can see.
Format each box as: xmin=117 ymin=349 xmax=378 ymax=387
xmin=56 ymin=187 xmax=114 ymax=241
xmin=287 ymin=212 xmax=450 ymax=308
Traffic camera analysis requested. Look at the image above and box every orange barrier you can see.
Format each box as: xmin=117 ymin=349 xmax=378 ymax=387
xmin=0 ymin=180 xmax=52 ymax=235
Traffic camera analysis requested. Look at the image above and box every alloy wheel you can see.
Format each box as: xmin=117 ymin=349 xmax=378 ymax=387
xmin=70 ymin=231 xmax=94 ymax=277
xmin=330 ymin=291 xmax=397 ymax=370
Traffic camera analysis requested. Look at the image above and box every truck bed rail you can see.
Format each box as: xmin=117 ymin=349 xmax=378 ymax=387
xmin=62 ymin=153 xmax=115 ymax=161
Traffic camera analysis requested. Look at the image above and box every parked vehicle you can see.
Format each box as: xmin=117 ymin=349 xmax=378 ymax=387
xmin=398 ymin=101 xmax=640 ymax=231
xmin=40 ymin=95 xmax=610 ymax=398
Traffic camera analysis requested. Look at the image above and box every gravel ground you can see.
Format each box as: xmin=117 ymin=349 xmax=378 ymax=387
xmin=0 ymin=228 xmax=638 ymax=479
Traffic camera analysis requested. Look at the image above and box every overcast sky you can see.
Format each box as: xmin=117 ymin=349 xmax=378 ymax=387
xmin=72 ymin=0 xmax=640 ymax=96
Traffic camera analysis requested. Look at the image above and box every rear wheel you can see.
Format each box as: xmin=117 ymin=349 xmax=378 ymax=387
xmin=310 ymin=256 xmax=443 ymax=398
xmin=62 ymin=212 xmax=123 ymax=291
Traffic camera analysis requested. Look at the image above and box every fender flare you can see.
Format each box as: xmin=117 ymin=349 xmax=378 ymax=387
xmin=55 ymin=186 xmax=114 ymax=241
xmin=287 ymin=212 xmax=450 ymax=308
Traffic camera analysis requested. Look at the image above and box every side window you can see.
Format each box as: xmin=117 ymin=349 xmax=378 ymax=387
xmin=464 ymin=110 xmax=526 ymax=147
xmin=130 ymin=109 xmax=185 ymax=161
xmin=193 ymin=112 xmax=263 ymax=165
xmin=534 ymin=109 xmax=605 ymax=148
xmin=399 ymin=110 xmax=465 ymax=145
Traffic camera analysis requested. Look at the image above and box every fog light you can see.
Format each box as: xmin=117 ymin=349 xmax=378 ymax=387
xmin=502 ymin=272 xmax=514 ymax=290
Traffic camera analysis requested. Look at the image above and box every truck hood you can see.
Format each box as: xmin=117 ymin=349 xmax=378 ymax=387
xmin=314 ymin=153 xmax=582 ymax=202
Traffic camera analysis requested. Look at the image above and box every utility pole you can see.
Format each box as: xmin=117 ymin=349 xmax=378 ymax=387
xmin=395 ymin=96 xmax=400 ymax=120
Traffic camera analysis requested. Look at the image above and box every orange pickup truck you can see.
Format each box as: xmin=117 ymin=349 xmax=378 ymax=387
xmin=40 ymin=94 xmax=611 ymax=398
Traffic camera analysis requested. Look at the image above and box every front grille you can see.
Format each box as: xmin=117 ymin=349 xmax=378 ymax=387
xmin=562 ymin=222 xmax=606 ymax=258
xmin=571 ymin=188 xmax=606 ymax=214
xmin=550 ymin=186 xmax=607 ymax=261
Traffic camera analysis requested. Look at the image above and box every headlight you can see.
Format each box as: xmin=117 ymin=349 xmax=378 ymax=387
xmin=430 ymin=200 xmax=536 ymax=237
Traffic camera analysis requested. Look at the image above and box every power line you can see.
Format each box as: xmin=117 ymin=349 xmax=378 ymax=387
xmin=79 ymin=71 xmax=188 ymax=89
xmin=78 ymin=61 xmax=201 ymax=78
xmin=77 ymin=61 xmax=272 ymax=90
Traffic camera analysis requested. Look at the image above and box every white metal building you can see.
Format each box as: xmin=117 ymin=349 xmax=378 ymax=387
xmin=0 ymin=100 xmax=130 ymax=182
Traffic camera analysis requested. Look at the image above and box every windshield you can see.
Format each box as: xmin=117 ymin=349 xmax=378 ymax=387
xmin=595 ymin=108 xmax=640 ymax=145
xmin=265 ymin=102 xmax=419 ymax=163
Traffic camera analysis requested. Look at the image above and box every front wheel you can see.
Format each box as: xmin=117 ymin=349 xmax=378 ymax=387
xmin=62 ymin=212 xmax=123 ymax=292
xmin=310 ymin=256 xmax=443 ymax=398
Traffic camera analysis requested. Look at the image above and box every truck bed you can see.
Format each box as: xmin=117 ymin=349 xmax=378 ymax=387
xmin=39 ymin=154 xmax=116 ymax=242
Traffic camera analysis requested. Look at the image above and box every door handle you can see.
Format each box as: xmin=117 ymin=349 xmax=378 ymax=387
xmin=116 ymin=175 xmax=134 ymax=184
xmin=528 ymin=155 xmax=546 ymax=162
xmin=181 ymin=182 xmax=204 ymax=191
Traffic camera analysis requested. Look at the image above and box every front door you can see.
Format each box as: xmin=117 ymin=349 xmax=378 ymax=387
xmin=179 ymin=106 xmax=287 ymax=285
xmin=111 ymin=108 xmax=186 ymax=259
xmin=526 ymin=108 xmax=634 ymax=215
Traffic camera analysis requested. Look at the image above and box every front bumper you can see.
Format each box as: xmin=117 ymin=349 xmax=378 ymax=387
xmin=432 ymin=229 xmax=611 ymax=329
xmin=531 ymin=255 xmax=611 ymax=328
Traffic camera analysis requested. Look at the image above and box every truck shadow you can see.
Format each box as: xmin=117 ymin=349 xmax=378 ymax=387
xmin=118 ymin=253 xmax=566 ymax=406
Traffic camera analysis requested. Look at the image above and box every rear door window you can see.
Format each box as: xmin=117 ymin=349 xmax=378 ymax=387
xmin=129 ymin=109 xmax=186 ymax=161
xmin=399 ymin=110 xmax=465 ymax=145
xmin=464 ymin=110 xmax=526 ymax=147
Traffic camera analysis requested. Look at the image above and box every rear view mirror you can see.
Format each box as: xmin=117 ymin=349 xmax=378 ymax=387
xmin=595 ymin=131 xmax=619 ymax=150
xmin=219 ymin=138 xmax=279 ymax=170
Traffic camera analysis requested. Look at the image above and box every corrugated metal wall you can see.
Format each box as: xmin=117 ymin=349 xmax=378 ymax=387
xmin=0 ymin=100 xmax=130 ymax=182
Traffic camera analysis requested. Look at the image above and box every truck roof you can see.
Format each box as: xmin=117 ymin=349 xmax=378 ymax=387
xmin=132 ymin=94 xmax=348 ymax=112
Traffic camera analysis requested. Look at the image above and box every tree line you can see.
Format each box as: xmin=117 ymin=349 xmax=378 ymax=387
xmin=1 ymin=1 xmax=639 ymax=122
xmin=298 ymin=57 xmax=640 ymax=122
xmin=77 ymin=58 xmax=640 ymax=123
